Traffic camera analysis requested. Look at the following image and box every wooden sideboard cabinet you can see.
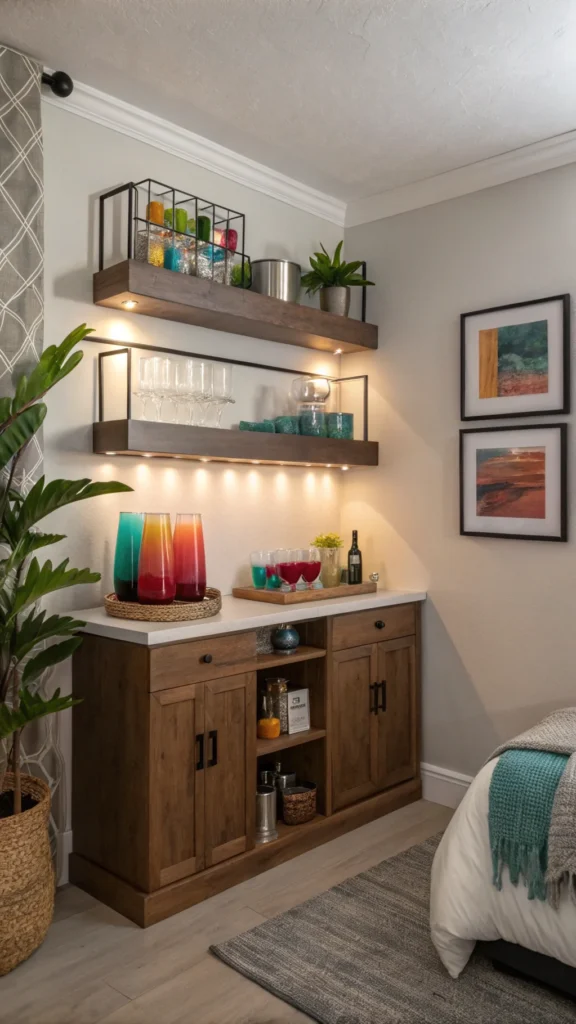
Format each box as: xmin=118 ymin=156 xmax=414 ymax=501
xmin=70 ymin=600 xmax=422 ymax=926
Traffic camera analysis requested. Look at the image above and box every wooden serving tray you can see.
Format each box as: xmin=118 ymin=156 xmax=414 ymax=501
xmin=232 ymin=581 xmax=377 ymax=604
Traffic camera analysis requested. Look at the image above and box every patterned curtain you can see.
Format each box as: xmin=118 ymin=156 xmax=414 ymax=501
xmin=0 ymin=46 xmax=64 ymax=848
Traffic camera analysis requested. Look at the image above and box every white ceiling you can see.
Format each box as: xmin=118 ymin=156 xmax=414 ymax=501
xmin=3 ymin=0 xmax=576 ymax=201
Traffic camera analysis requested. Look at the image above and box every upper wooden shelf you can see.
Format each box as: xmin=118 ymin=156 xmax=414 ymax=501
xmin=93 ymin=260 xmax=378 ymax=355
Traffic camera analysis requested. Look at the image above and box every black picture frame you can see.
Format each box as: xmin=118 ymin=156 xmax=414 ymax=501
xmin=460 ymin=294 xmax=571 ymax=421
xmin=459 ymin=423 xmax=567 ymax=542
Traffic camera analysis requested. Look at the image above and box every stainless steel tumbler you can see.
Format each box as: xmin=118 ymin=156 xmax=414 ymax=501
xmin=255 ymin=784 xmax=278 ymax=844
xmin=251 ymin=259 xmax=301 ymax=302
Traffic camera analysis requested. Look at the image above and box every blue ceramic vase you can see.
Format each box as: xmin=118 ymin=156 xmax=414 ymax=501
xmin=271 ymin=623 xmax=300 ymax=655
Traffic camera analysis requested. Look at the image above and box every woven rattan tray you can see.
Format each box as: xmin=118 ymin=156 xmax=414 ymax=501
xmin=104 ymin=588 xmax=222 ymax=622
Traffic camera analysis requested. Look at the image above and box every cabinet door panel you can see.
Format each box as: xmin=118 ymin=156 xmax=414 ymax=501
xmin=204 ymin=672 xmax=256 ymax=868
xmin=376 ymin=637 xmax=417 ymax=789
xmin=332 ymin=645 xmax=378 ymax=811
xmin=150 ymin=683 xmax=205 ymax=890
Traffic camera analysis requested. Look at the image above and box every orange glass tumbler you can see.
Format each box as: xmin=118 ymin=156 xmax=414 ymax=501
xmin=137 ymin=513 xmax=176 ymax=604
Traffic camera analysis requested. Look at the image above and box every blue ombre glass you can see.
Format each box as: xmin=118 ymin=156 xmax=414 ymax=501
xmin=113 ymin=512 xmax=144 ymax=602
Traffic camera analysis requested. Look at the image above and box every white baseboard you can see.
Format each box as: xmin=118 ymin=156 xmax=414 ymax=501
xmin=56 ymin=830 xmax=73 ymax=887
xmin=421 ymin=763 xmax=473 ymax=809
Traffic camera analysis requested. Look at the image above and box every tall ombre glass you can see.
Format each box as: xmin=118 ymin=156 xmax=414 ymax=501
xmin=137 ymin=513 xmax=176 ymax=604
xmin=113 ymin=512 xmax=144 ymax=602
xmin=173 ymin=513 xmax=206 ymax=602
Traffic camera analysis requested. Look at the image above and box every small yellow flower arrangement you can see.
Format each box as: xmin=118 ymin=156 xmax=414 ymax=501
xmin=310 ymin=533 xmax=343 ymax=548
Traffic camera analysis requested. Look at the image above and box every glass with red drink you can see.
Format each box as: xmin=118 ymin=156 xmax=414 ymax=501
xmin=299 ymin=547 xmax=322 ymax=588
xmin=274 ymin=549 xmax=302 ymax=591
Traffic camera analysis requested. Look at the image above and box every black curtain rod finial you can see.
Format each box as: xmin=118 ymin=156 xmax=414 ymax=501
xmin=41 ymin=70 xmax=74 ymax=98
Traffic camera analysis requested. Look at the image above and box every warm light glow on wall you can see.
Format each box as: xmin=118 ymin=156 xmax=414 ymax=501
xmin=163 ymin=467 xmax=178 ymax=493
xmin=106 ymin=321 xmax=133 ymax=343
xmin=194 ymin=467 xmax=208 ymax=494
xmin=274 ymin=471 xmax=288 ymax=499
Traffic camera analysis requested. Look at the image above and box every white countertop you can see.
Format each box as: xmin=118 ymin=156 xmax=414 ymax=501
xmin=73 ymin=590 xmax=426 ymax=646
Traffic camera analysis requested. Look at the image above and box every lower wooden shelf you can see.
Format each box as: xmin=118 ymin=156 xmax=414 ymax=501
xmin=256 ymin=726 xmax=327 ymax=757
xmin=69 ymin=777 xmax=422 ymax=927
xmin=275 ymin=813 xmax=325 ymax=841
xmin=93 ymin=419 xmax=379 ymax=469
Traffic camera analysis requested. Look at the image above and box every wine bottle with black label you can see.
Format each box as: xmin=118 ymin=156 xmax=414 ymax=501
xmin=348 ymin=530 xmax=362 ymax=584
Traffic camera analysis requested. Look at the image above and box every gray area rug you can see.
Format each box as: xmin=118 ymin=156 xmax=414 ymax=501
xmin=211 ymin=834 xmax=576 ymax=1023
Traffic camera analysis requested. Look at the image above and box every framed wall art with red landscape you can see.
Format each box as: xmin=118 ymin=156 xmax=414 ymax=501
xmin=461 ymin=295 xmax=570 ymax=420
xmin=460 ymin=424 xmax=567 ymax=542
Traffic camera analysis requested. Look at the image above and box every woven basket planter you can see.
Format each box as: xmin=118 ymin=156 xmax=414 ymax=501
xmin=0 ymin=773 xmax=54 ymax=976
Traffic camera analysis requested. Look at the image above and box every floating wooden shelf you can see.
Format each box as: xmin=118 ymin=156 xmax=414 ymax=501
xmin=256 ymin=727 xmax=327 ymax=757
xmin=94 ymin=260 xmax=378 ymax=354
xmin=93 ymin=420 xmax=379 ymax=468
xmin=254 ymin=647 xmax=326 ymax=671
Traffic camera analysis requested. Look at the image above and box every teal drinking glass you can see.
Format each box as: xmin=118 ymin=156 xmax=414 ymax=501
xmin=114 ymin=512 xmax=144 ymax=602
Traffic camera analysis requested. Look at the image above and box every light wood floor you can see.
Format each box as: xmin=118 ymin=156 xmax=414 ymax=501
xmin=0 ymin=799 xmax=452 ymax=1024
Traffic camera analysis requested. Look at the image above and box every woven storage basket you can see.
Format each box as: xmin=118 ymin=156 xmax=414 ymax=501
xmin=105 ymin=587 xmax=222 ymax=622
xmin=282 ymin=782 xmax=317 ymax=826
xmin=0 ymin=773 xmax=54 ymax=976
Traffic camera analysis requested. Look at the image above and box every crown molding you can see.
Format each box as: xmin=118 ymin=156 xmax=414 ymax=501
xmin=42 ymin=79 xmax=346 ymax=227
xmin=346 ymin=130 xmax=576 ymax=227
xmin=42 ymin=77 xmax=576 ymax=230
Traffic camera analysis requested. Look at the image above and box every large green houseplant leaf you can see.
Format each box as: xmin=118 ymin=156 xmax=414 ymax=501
xmin=0 ymin=325 xmax=132 ymax=813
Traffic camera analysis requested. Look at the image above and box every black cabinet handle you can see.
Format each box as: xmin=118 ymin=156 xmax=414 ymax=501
xmin=208 ymin=729 xmax=218 ymax=766
xmin=374 ymin=620 xmax=385 ymax=630
xmin=196 ymin=733 xmax=205 ymax=770
xmin=379 ymin=680 xmax=387 ymax=713
xmin=369 ymin=682 xmax=380 ymax=714
xmin=202 ymin=654 xmax=213 ymax=664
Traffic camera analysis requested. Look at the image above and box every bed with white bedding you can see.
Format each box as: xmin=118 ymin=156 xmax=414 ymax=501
xmin=430 ymin=758 xmax=576 ymax=979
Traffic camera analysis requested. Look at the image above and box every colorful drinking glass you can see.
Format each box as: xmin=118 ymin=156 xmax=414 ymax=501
xmin=274 ymin=549 xmax=302 ymax=592
xmin=298 ymin=547 xmax=322 ymax=589
xmin=250 ymin=551 xmax=269 ymax=589
xmin=137 ymin=513 xmax=176 ymax=605
xmin=173 ymin=513 xmax=206 ymax=602
xmin=113 ymin=512 xmax=144 ymax=602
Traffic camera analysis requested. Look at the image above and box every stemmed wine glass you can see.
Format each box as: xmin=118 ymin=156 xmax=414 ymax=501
xmin=210 ymin=364 xmax=235 ymax=427
xmin=298 ymin=547 xmax=322 ymax=589
xmin=274 ymin=549 xmax=302 ymax=592
xmin=150 ymin=357 xmax=175 ymax=422
xmin=135 ymin=357 xmax=155 ymax=420
xmin=195 ymin=362 xmax=214 ymax=426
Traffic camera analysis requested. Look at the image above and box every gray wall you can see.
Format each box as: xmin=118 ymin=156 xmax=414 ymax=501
xmin=342 ymin=164 xmax=576 ymax=775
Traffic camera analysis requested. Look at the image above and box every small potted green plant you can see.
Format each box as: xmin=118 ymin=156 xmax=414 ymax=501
xmin=0 ymin=325 xmax=131 ymax=975
xmin=301 ymin=241 xmax=374 ymax=317
xmin=230 ymin=259 xmax=252 ymax=289
xmin=311 ymin=533 xmax=343 ymax=589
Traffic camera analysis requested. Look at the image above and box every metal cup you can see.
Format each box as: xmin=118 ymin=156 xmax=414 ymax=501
xmin=255 ymin=785 xmax=278 ymax=844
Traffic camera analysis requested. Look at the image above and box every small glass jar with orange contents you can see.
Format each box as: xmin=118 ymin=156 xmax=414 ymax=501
xmin=257 ymin=695 xmax=281 ymax=740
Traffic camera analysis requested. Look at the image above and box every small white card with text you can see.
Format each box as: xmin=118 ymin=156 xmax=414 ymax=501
xmin=288 ymin=689 xmax=310 ymax=734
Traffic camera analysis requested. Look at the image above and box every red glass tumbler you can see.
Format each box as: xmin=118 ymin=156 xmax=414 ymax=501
xmin=173 ymin=513 xmax=206 ymax=601
xmin=137 ymin=513 xmax=176 ymax=604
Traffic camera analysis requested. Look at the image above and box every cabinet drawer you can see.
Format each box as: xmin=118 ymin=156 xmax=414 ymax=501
xmin=332 ymin=604 xmax=415 ymax=651
xmin=150 ymin=632 xmax=256 ymax=692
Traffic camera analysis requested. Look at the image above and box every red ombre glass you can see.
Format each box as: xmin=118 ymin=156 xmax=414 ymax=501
xmin=173 ymin=513 xmax=206 ymax=602
xmin=137 ymin=513 xmax=176 ymax=604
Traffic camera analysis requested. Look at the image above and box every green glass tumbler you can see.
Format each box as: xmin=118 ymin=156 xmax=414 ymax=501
xmin=113 ymin=512 xmax=144 ymax=602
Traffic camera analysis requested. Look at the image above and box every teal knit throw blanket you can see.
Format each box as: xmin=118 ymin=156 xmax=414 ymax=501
xmin=489 ymin=749 xmax=568 ymax=901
